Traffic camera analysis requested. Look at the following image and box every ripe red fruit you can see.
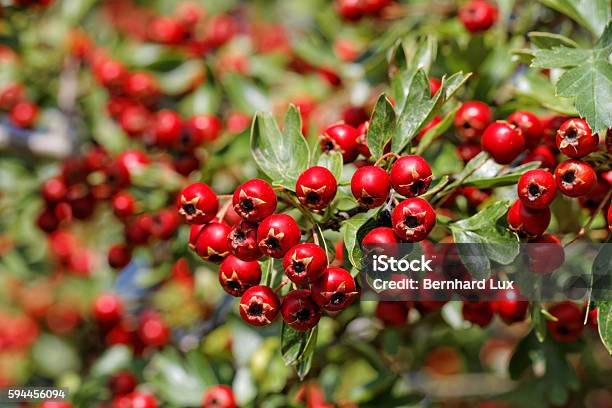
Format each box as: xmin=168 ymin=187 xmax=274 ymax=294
xmin=178 ymin=182 xmax=219 ymax=224
xmin=218 ymin=255 xmax=262 ymax=297
xmin=546 ymin=301 xmax=584 ymax=342
xmin=356 ymin=121 xmax=372 ymax=158
xmin=10 ymin=100 xmax=38 ymax=128
xmin=124 ymin=215 xmax=153 ymax=246
xmin=124 ymin=72 xmax=159 ymax=105
xmin=517 ymin=169 xmax=557 ymax=209
xmin=93 ymin=59 xmax=126 ymax=90
xmin=462 ymin=186 xmax=490 ymax=207
xmin=507 ymin=111 xmax=543 ymax=148
xmin=493 ymin=288 xmax=528 ymax=324
xmin=320 ymin=123 xmax=359 ymax=163
xmin=311 ymin=267 xmax=358 ymax=311
xmin=232 ymin=179 xmax=277 ymax=222
xmin=151 ymin=208 xmax=180 ymax=240
xmin=526 ymin=233 xmax=565 ymax=274
xmin=351 ymin=166 xmax=391 ymax=208
xmin=554 ymin=159 xmax=597 ymax=197
xmin=295 ymin=166 xmax=338 ymax=210
xmin=41 ymin=177 xmax=67 ymax=203
xmin=391 ymin=198 xmax=436 ymax=242
xmin=608 ymin=205 xmax=612 ymax=232
xmin=456 ymin=142 xmax=482 ymax=163
xmin=108 ymin=370 xmax=137 ymax=396
xmin=204 ymin=15 xmax=239 ymax=48
xmin=522 ymin=146 xmax=557 ymax=170
xmin=454 ymin=101 xmax=492 ymax=141
xmin=507 ymin=199 xmax=550 ymax=238
xmin=239 ymin=285 xmax=280 ymax=326
xmin=112 ymin=191 xmax=136 ymax=219
xmin=283 ymin=243 xmax=328 ymax=285
xmin=119 ymin=104 xmax=151 ymax=137
xmin=0 ymin=82 xmax=24 ymax=111
xmin=390 ymin=155 xmax=432 ymax=197
xmin=202 ymin=385 xmax=237 ymax=408
xmin=184 ymin=114 xmax=223 ymax=146
xmin=556 ymin=118 xmax=598 ymax=158
xmin=281 ymin=290 xmax=321 ymax=331
xmin=362 ymin=227 xmax=399 ymax=257
xmin=429 ymin=77 xmax=442 ymax=96
xmin=227 ymin=220 xmax=262 ymax=261
xmin=125 ymin=391 xmax=159 ymax=408
xmin=458 ymin=0 xmax=498 ymax=32
xmin=108 ymin=244 xmax=132 ymax=269
xmin=257 ymin=214 xmax=301 ymax=258
xmin=375 ymin=301 xmax=409 ymax=326
xmin=152 ymin=109 xmax=183 ymax=148
xmin=335 ymin=0 xmax=364 ymax=20
xmin=417 ymin=115 xmax=442 ymax=140
xmin=195 ymin=222 xmax=232 ymax=264
xmin=173 ymin=153 xmax=201 ymax=176
xmin=148 ymin=16 xmax=186 ymax=45
xmin=462 ymin=301 xmax=494 ymax=327
xmin=37 ymin=207 xmax=60 ymax=233
xmin=481 ymin=121 xmax=525 ymax=164
xmin=93 ymin=293 xmax=123 ymax=325
xmin=541 ymin=115 xmax=568 ymax=150
xmin=138 ymin=311 xmax=169 ymax=347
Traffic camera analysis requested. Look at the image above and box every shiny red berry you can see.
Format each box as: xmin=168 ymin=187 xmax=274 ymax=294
xmin=119 ymin=104 xmax=151 ymax=138
xmin=112 ymin=191 xmax=136 ymax=220
xmin=93 ymin=59 xmax=126 ymax=90
xmin=123 ymin=71 xmax=159 ymax=105
xmin=608 ymin=204 xmax=612 ymax=232
xmin=10 ymin=100 xmax=38 ymax=128
xmin=93 ymin=293 xmax=123 ymax=325
xmin=429 ymin=77 xmax=442 ymax=96
xmin=151 ymin=208 xmax=180 ymax=240
xmin=148 ymin=16 xmax=186 ymax=45
xmin=239 ymin=285 xmax=280 ymax=326
xmin=462 ymin=301 xmax=494 ymax=327
xmin=390 ymin=155 xmax=432 ymax=197
xmin=126 ymin=391 xmax=159 ymax=408
xmin=283 ymin=243 xmax=328 ymax=285
xmin=493 ymin=288 xmax=528 ymax=325
xmin=227 ymin=220 xmax=262 ymax=261
xmin=138 ymin=311 xmax=169 ymax=347
xmin=458 ymin=0 xmax=498 ymax=32
xmin=320 ymin=123 xmax=359 ymax=163
xmin=482 ymin=121 xmax=525 ymax=164
xmin=517 ymin=169 xmax=557 ymax=209
xmin=454 ymin=101 xmax=492 ymax=141
xmin=152 ymin=109 xmax=183 ymax=148
xmin=554 ymin=159 xmax=597 ymax=197
xmin=356 ymin=121 xmax=371 ymax=158
xmin=108 ymin=370 xmax=137 ymax=396
xmin=351 ymin=166 xmax=390 ymax=208
xmin=541 ymin=115 xmax=568 ymax=151
xmin=335 ymin=0 xmax=363 ymax=20
xmin=295 ymin=166 xmax=338 ymax=211
xmin=124 ymin=215 xmax=153 ymax=246
xmin=108 ymin=243 xmax=132 ymax=269
xmin=417 ymin=116 xmax=442 ymax=140
xmin=232 ymin=179 xmax=277 ymax=222
xmin=311 ymin=267 xmax=358 ymax=311
xmin=375 ymin=301 xmax=409 ymax=326
xmin=556 ymin=118 xmax=598 ymax=158
xmin=219 ymin=255 xmax=262 ymax=297
xmin=257 ymin=214 xmax=301 ymax=258
xmin=201 ymin=385 xmax=237 ymax=408
xmin=178 ymin=182 xmax=219 ymax=224
xmin=527 ymin=233 xmax=565 ymax=274
xmin=184 ymin=114 xmax=223 ymax=145
xmin=362 ymin=227 xmax=400 ymax=257
xmin=522 ymin=146 xmax=557 ymax=170
xmin=507 ymin=111 xmax=543 ymax=149
xmin=195 ymin=222 xmax=232 ymax=264
xmin=391 ymin=198 xmax=436 ymax=242
xmin=546 ymin=301 xmax=584 ymax=342
xmin=507 ymin=199 xmax=550 ymax=238
xmin=281 ymin=290 xmax=321 ymax=331
xmin=41 ymin=177 xmax=67 ymax=203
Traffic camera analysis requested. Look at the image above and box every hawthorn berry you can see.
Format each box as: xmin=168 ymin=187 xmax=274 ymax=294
xmin=462 ymin=187 xmax=490 ymax=207
xmin=517 ymin=169 xmax=557 ymax=209
xmin=151 ymin=208 xmax=180 ymax=240
xmin=202 ymin=385 xmax=237 ymax=408
xmin=462 ymin=301 xmax=494 ymax=327
xmin=138 ymin=311 xmax=170 ymax=347
xmin=184 ymin=114 xmax=223 ymax=146
xmin=351 ymin=166 xmax=391 ymax=208
xmin=92 ymin=293 xmax=123 ymax=325
xmin=554 ymin=159 xmax=597 ymax=197
xmin=93 ymin=58 xmax=126 ymax=90
xmin=507 ymin=111 xmax=543 ymax=149
xmin=257 ymin=214 xmax=301 ymax=258
xmin=458 ymin=0 xmax=498 ymax=33
xmin=507 ymin=199 xmax=550 ymax=238
xmin=311 ymin=267 xmax=358 ymax=311
xmin=608 ymin=204 xmax=612 ymax=232
xmin=320 ymin=123 xmax=359 ymax=163
xmin=119 ymin=104 xmax=151 ymax=138
xmin=522 ymin=146 xmax=557 ymax=170
xmin=151 ymin=109 xmax=183 ymax=148
xmin=362 ymin=226 xmax=399 ymax=257
xmin=148 ymin=16 xmax=186 ymax=45
xmin=578 ymin=177 xmax=610 ymax=214
xmin=281 ymin=290 xmax=321 ymax=331
xmin=107 ymin=243 xmax=132 ymax=269
xmin=356 ymin=121 xmax=372 ymax=158
xmin=295 ymin=166 xmax=338 ymax=211
xmin=417 ymin=115 xmax=441 ymax=140
xmin=375 ymin=301 xmax=409 ymax=326
xmin=195 ymin=222 xmax=232 ymax=264
xmin=227 ymin=220 xmax=262 ymax=261
xmin=239 ymin=285 xmax=280 ymax=326
xmin=10 ymin=100 xmax=38 ymax=128
xmin=526 ymin=233 xmax=564 ymax=274
xmin=124 ymin=214 xmax=153 ymax=246
xmin=283 ymin=243 xmax=328 ymax=285
xmin=556 ymin=118 xmax=598 ymax=158
xmin=111 ymin=191 xmax=136 ymax=220
xmin=178 ymin=182 xmax=219 ymax=224
xmin=541 ymin=115 xmax=568 ymax=150
xmin=456 ymin=142 xmax=482 ymax=163
xmin=391 ymin=198 xmax=436 ymax=242
xmin=390 ymin=155 xmax=432 ymax=197
xmin=454 ymin=101 xmax=492 ymax=141
xmin=41 ymin=177 xmax=67 ymax=203
xmin=173 ymin=153 xmax=201 ymax=176
xmin=124 ymin=391 xmax=159 ymax=408
xmin=546 ymin=301 xmax=584 ymax=342
xmin=108 ymin=370 xmax=137 ymax=396
xmin=335 ymin=0 xmax=363 ymax=21
xmin=429 ymin=77 xmax=442 ymax=96
xmin=37 ymin=207 xmax=60 ymax=233
xmin=493 ymin=288 xmax=528 ymax=325
xmin=232 ymin=179 xmax=277 ymax=222
xmin=218 ymin=255 xmax=262 ymax=297
xmin=123 ymin=71 xmax=159 ymax=105
xmin=481 ymin=121 xmax=525 ymax=164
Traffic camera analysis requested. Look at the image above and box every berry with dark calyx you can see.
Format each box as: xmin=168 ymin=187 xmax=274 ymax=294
xmin=219 ymin=255 xmax=262 ymax=297
xmin=390 ymin=155 xmax=432 ymax=197
xmin=202 ymin=385 xmax=237 ymax=408
xmin=195 ymin=222 xmax=232 ymax=264
xmin=351 ymin=166 xmax=390 ymax=208
xmin=138 ymin=311 xmax=169 ymax=347
xmin=546 ymin=301 xmax=584 ymax=342
xmin=459 ymin=0 xmax=498 ymax=32
xmin=92 ymin=293 xmax=123 ymax=325
xmin=526 ymin=233 xmax=564 ymax=274
xmin=10 ymin=100 xmax=39 ymax=128
xmin=281 ymin=290 xmax=321 ymax=331
xmin=481 ymin=121 xmax=525 ymax=164
xmin=152 ymin=109 xmax=183 ymax=148
xmin=556 ymin=118 xmax=598 ymax=158
xmin=111 ymin=191 xmax=136 ymax=220
xmin=283 ymin=243 xmax=328 ymax=285
xmin=507 ymin=199 xmax=550 ymax=238
xmin=227 ymin=220 xmax=262 ymax=261
xmin=493 ymin=288 xmax=528 ymax=324
xmin=320 ymin=123 xmax=359 ymax=163
xmin=522 ymin=146 xmax=557 ymax=170
xmin=108 ymin=243 xmax=132 ymax=269
xmin=376 ymin=301 xmax=409 ymax=326
xmin=391 ymin=198 xmax=436 ymax=242
xmin=454 ymin=101 xmax=492 ymax=141
xmin=257 ymin=214 xmax=301 ymax=258
xmin=178 ymin=182 xmax=219 ymax=224
xmin=295 ymin=166 xmax=338 ymax=211
xmin=554 ymin=159 xmax=597 ymax=197
xmin=239 ymin=285 xmax=280 ymax=326
xmin=311 ymin=267 xmax=358 ymax=311
xmin=108 ymin=370 xmax=137 ymax=396
xmin=462 ymin=301 xmax=494 ymax=327
xmin=507 ymin=111 xmax=543 ymax=148
xmin=232 ymin=179 xmax=277 ymax=222
xmin=517 ymin=169 xmax=557 ymax=209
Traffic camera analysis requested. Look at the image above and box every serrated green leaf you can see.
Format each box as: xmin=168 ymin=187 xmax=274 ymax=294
xmin=530 ymin=47 xmax=591 ymax=68
xmin=537 ymin=0 xmax=610 ymax=37
xmin=158 ymin=60 xmax=206 ymax=96
xmin=598 ymin=301 xmax=612 ymax=354
xmin=224 ymin=73 xmax=271 ymax=114
xmin=341 ymin=213 xmax=371 ymax=270
xmin=528 ymin=32 xmax=579 ymax=49
xmin=281 ymin=323 xmax=316 ymax=366
xmin=366 ymin=94 xmax=396 ymax=159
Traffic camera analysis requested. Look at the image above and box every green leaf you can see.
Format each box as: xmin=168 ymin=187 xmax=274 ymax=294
xmin=280 ymin=323 xmax=316 ymax=366
xmin=366 ymin=94 xmax=396 ymax=160
xmin=158 ymin=60 xmax=206 ymax=96
xmin=463 ymin=161 xmax=542 ymax=189
xmin=415 ymin=103 xmax=459 ymax=155
xmin=295 ymin=326 xmax=318 ymax=380
xmin=317 ymin=151 xmax=343 ymax=181
xmin=32 ymin=335 xmax=81 ymax=378
xmin=598 ymin=301 xmax=612 ymax=354
xmin=530 ymin=47 xmax=591 ymax=69
xmin=509 ymin=330 xmax=537 ymax=379
xmin=341 ymin=212 xmax=372 ymax=270
xmin=250 ymin=107 xmax=310 ymax=191
xmin=90 ymin=345 xmax=132 ymax=377
xmin=537 ymin=0 xmax=611 ymax=37
xmin=528 ymin=32 xmax=579 ymax=49
xmin=224 ymin=73 xmax=271 ymax=114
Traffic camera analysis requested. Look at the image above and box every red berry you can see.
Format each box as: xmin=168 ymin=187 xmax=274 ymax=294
xmin=335 ymin=0 xmax=364 ymax=20
xmin=94 ymin=58 xmax=126 ymax=90
xmin=226 ymin=111 xmax=251 ymax=134
xmin=108 ymin=243 xmax=132 ymax=269
xmin=362 ymin=0 xmax=391 ymax=14
xmin=356 ymin=121 xmax=371 ymax=158
xmin=283 ymin=243 xmax=328 ymax=285
xmin=390 ymin=155 xmax=432 ymax=197
xmin=546 ymin=301 xmax=584 ymax=342
xmin=554 ymin=159 xmax=597 ymax=197
xmin=195 ymin=222 xmax=232 ymax=264
xmin=311 ymin=267 xmax=358 ymax=311
xmin=462 ymin=186 xmax=490 ymax=207
xmin=342 ymin=105 xmax=369 ymax=128
xmin=458 ymin=0 xmax=498 ymax=32
xmin=320 ymin=123 xmax=359 ymax=163
xmin=493 ymin=288 xmax=528 ymax=325
xmin=517 ymin=169 xmax=557 ymax=209
xmin=205 ymin=15 xmax=238 ymax=48
xmin=138 ymin=311 xmax=169 ymax=347
xmin=112 ymin=191 xmax=136 ymax=220
xmin=281 ymin=290 xmax=321 ymax=331
xmin=232 ymin=179 xmax=277 ymax=222
xmin=351 ymin=166 xmax=390 ymax=208
xmin=608 ymin=204 xmax=612 ymax=232
xmin=482 ymin=121 xmax=525 ymax=164
xmin=541 ymin=115 xmax=568 ymax=151
xmin=151 ymin=208 xmax=180 ymax=240
xmin=417 ymin=115 xmax=441 ymax=140
xmin=124 ymin=71 xmax=159 ymax=105
xmin=148 ymin=16 xmax=186 ymax=45
xmin=522 ymin=146 xmax=557 ymax=170
xmin=219 ymin=255 xmax=262 ymax=297
xmin=202 ymin=385 xmax=237 ymax=408
xmin=119 ymin=104 xmax=151 ymax=137
xmin=227 ymin=220 xmax=262 ymax=261
xmin=362 ymin=226 xmax=399 ymax=257
xmin=37 ymin=207 xmax=60 ymax=233
xmin=429 ymin=77 xmax=442 ymax=96
xmin=10 ymin=100 xmax=38 ymax=128
xmin=152 ymin=109 xmax=183 ymax=148
xmin=556 ymin=118 xmax=598 ymax=158
xmin=0 ymin=82 xmax=24 ymax=111
xmin=295 ymin=166 xmax=338 ymax=211
xmin=462 ymin=301 xmax=494 ymax=327
xmin=527 ymin=233 xmax=564 ymax=274
xmin=124 ymin=215 xmax=153 ymax=246
xmin=239 ymin=285 xmax=280 ymax=326
xmin=93 ymin=293 xmax=123 ymax=325
xmin=178 ymin=182 xmax=219 ymax=224
xmin=454 ymin=101 xmax=492 ymax=141
xmin=41 ymin=177 xmax=67 ymax=203
xmin=391 ymin=198 xmax=436 ymax=242
xmin=257 ymin=214 xmax=301 ymax=258
xmin=108 ymin=370 xmax=137 ymax=396
xmin=456 ymin=142 xmax=482 ymax=163
xmin=189 ymin=223 xmax=205 ymax=250
xmin=126 ymin=391 xmax=159 ymax=408
xmin=507 ymin=111 xmax=543 ymax=149
xmin=507 ymin=199 xmax=550 ymax=238
xmin=184 ymin=114 xmax=223 ymax=145
xmin=375 ymin=301 xmax=409 ymax=326
xmin=173 ymin=153 xmax=201 ymax=176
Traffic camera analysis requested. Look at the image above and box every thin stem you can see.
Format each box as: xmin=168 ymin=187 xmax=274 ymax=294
xmin=564 ymin=188 xmax=612 ymax=248
xmin=374 ymin=152 xmax=401 ymax=167
xmin=312 ymin=228 xmax=320 ymax=245
xmin=274 ymin=278 xmax=289 ymax=294
xmin=216 ymin=199 xmax=232 ymax=222
xmin=434 ymin=155 xmax=490 ymax=208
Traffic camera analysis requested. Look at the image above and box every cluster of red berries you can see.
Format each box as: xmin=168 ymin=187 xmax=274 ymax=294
xmin=335 ymin=0 xmax=393 ymax=21
xmin=0 ymin=81 xmax=39 ymax=128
